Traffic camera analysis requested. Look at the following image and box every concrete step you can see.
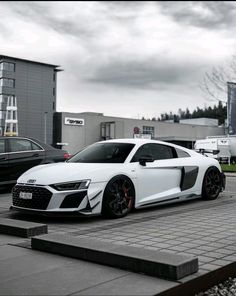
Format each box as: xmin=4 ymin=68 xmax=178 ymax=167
xmin=31 ymin=234 xmax=198 ymax=280
xmin=0 ymin=218 xmax=47 ymax=237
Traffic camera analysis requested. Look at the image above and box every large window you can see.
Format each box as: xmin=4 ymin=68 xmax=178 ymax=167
xmin=0 ymin=62 xmax=15 ymax=72
xmin=143 ymin=126 xmax=155 ymax=138
xmin=0 ymin=78 xmax=15 ymax=88
xmin=68 ymin=142 xmax=135 ymax=163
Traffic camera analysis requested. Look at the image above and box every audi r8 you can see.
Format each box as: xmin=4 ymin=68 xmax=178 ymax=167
xmin=11 ymin=139 xmax=225 ymax=218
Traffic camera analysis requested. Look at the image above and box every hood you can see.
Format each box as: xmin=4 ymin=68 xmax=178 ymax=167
xmin=17 ymin=162 xmax=124 ymax=185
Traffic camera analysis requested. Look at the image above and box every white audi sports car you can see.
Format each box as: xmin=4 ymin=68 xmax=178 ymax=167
xmin=11 ymin=139 xmax=225 ymax=218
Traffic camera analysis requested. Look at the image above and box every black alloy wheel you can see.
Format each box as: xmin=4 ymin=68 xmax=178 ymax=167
xmin=102 ymin=175 xmax=135 ymax=218
xmin=202 ymin=167 xmax=222 ymax=200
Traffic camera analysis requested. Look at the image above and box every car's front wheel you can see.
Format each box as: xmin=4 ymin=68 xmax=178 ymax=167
xmin=202 ymin=166 xmax=222 ymax=200
xmin=102 ymin=175 xmax=135 ymax=218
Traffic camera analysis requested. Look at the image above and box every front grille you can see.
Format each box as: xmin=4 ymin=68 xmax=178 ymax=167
xmin=60 ymin=191 xmax=87 ymax=208
xmin=12 ymin=185 xmax=52 ymax=210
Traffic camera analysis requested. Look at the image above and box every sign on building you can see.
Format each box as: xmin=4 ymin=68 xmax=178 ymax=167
xmin=64 ymin=117 xmax=84 ymax=126
xmin=227 ymin=82 xmax=236 ymax=135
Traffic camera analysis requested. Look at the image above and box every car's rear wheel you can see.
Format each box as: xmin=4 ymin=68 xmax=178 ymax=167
xmin=102 ymin=175 xmax=135 ymax=218
xmin=202 ymin=167 xmax=222 ymax=200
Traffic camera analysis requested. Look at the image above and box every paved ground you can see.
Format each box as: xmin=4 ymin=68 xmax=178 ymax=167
xmin=0 ymin=174 xmax=236 ymax=295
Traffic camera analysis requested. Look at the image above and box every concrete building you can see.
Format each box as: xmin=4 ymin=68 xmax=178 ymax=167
xmin=0 ymin=55 xmax=62 ymax=144
xmin=53 ymin=112 xmax=225 ymax=154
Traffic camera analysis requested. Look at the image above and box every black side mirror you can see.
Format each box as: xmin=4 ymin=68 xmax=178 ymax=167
xmin=139 ymin=156 xmax=154 ymax=166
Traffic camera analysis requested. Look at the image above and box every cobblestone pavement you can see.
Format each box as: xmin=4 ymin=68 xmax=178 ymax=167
xmin=1 ymin=176 xmax=236 ymax=280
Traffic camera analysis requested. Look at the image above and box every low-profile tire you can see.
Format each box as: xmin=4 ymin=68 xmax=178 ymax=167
xmin=102 ymin=175 xmax=135 ymax=219
xmin=202 ymin=166 xmax=222 ymax=200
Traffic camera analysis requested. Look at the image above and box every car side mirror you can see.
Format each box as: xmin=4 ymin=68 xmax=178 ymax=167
xmin=139 ymin=156 xmax=154 ymax=166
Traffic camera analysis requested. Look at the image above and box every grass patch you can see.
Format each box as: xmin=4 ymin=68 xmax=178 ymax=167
xmin=221 ymin=164 xmax=236 ymax=172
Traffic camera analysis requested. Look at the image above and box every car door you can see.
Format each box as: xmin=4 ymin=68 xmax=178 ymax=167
xmin=131 ymin=143 xmax=182 ymax=206
xmin=0 ymin=138 xmax=9 ymax=184
xmin=7 ymin=138 xmax=45 ymax=181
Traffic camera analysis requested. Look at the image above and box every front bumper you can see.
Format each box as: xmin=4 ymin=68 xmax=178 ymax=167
xmin=11 ymin=183 xmax=104 ymax=216
xmin=9 ymin=206 xmax=96 ymax=217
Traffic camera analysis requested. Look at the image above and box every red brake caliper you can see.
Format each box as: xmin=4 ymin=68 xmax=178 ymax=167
xmin=123 ymin=186 xmax=132 ymax=209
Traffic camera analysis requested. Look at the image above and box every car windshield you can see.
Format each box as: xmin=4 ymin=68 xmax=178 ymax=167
xmin=68 ymin=142 xmax=135 ymax=163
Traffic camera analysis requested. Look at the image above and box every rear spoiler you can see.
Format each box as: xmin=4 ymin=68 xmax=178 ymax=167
xmin=196 ymin=149 xmax=220 ymax=155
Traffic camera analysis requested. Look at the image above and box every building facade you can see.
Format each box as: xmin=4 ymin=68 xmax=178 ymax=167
xmin=53 ymin=112 xmax=226 ymax=154
xmin=0 ymin=55 xmax=61 ymax=144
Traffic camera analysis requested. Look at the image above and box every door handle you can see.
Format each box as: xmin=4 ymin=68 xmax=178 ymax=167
xmin=33 ymin=154 xmax=39 ymax=157
xmin=0 ymin=157 xmax=6 ymax=161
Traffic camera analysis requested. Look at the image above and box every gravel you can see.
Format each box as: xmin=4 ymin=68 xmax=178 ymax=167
xmin=196 ymin=278 xmax=236 ymax=296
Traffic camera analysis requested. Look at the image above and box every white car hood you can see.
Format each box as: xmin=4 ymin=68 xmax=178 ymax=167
xmin=17 ymin=162 xmax=124 ymax=185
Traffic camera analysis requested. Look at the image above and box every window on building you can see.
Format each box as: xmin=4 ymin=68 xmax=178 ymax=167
xmin=53 ymin=72 xmax=56 ymax=82
xmin=0 ymin=139 xmax=5 ymax=153
xmin=0 ymin=111 xmax=6 ymax=120
xmin=143 ymin=126 xmax=155 ymax=138
xmin=0 ymin=78 xmax=15 ymax=88
xmin=0 ymin=95 xmax=14 ymax=104
xmin=0 ymin=62 xmax=15 ymax=72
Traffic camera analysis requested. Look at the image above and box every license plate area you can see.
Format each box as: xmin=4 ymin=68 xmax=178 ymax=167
xmin=19 ymin=192 xmax=33 ymax=200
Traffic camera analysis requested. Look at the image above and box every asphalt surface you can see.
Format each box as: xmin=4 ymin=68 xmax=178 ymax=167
xmin=0 ymin=175 xmax=236 ymax=295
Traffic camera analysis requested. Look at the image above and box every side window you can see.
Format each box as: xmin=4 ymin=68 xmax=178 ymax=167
xmin=31 ymin=142 xmax=43 ymax=151
xmin=150 ymin=144 xmax=175 ymax=160
xmin=0 ymin=139 xmax=5 ymax=153
xmin=175 ymin=148 xmax=190 ymax=158
xmin=9 ymin=139 xmax=32 ymax=152
xmin=131 ymin=144 xmax=153 ymax=162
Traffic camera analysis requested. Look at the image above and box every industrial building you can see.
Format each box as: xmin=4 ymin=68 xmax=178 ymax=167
xmin=53 ymin=112 xmax=225 ymax=154
xmin=0 ymin=55 xmax=62 ymax=144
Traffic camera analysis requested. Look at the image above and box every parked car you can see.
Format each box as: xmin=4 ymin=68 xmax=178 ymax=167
xmin=0 ymin=136 xmax=70 ymax=186
xmin=11 ymin=139 xmax=225 ymax=218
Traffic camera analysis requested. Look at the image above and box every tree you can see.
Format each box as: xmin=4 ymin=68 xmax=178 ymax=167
xmin=200 ymin=54 xmax=236 ymax=104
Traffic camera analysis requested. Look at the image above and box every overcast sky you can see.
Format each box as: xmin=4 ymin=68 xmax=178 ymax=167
xmin=1 ymin=1 xmax=236 ymax=119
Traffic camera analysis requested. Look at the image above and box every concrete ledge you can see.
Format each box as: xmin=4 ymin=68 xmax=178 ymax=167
xmin=31 ymin=234 xmax=198 ymax=280
xmin=158 ymin=262 xmax=236 ymax=296
xmin=0 ymin=218 xmax=48 ymax=238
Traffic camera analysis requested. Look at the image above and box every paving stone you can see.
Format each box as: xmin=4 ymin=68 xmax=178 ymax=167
xmin=201 ymin=263 xmax=222 ymax=271
xmin=32 ymin=233 xmax=198 ymax=280
xmin=73 ymin=273 xmax=179 ymax=295
xmin=205 ymin=252 xmax=227 ymax=259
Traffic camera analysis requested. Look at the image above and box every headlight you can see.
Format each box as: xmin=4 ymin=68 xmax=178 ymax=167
xmin=50 ymin=180 xmax=91 ymax=191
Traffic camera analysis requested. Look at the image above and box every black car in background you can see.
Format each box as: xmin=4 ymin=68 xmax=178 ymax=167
xmin=0 ymin=136 xmax=70 ymax=186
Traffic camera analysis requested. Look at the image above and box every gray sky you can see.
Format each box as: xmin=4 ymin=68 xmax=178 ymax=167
xmin=1 ymin=1 xmax=236 ymax=119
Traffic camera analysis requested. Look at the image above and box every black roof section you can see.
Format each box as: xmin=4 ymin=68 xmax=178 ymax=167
xmin=0 ymin=54 xmax=63 ymax=70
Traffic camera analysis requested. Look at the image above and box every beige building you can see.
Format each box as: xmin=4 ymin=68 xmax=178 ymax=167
xmin=53 ymin=112 xmax=226 ymax=154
